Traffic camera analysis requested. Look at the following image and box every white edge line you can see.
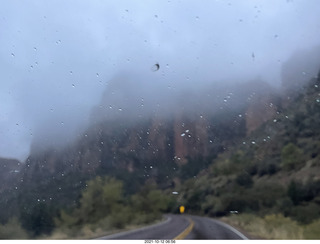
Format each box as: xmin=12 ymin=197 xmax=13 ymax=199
xmin=95 ymin=215 xmax=172 ymax=240
xmin=208 ymin=218 xmax=249 ymax=240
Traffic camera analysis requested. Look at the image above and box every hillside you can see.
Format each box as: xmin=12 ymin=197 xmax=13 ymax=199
xmin=0 ymin=78 xmax=279 ymax=237
xmin=177 ymin=73 xmax=320 ymax=227
xmin=0 ymin=67 xmax=319 ymax=238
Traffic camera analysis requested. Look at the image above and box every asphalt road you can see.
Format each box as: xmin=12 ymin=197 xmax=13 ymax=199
xmin=97 ymin=214 xmax=248 ymax=240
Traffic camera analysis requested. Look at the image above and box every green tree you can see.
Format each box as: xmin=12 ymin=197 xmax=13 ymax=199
xmin=131 ymin=185 xmax=171 ymax=224
xmin=287 ymin=180 xmax=303 ymax=205
xmin=281 ymin=143 xmax=303 ymax=170
xmin=77 ymin=176 xmax=124 ymax=224
xmin=20 ymin=202 xmax=55 ymax=237
xmin=56 ymin=176 xmax=126 ymax=231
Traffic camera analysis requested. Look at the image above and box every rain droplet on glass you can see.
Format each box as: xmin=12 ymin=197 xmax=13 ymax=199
xmin=151 ymin=63 xmax=160 ymax=72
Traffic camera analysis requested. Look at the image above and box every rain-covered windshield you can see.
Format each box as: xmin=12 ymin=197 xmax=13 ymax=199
xmin=0 ymin=0 xmax=320 ymax=240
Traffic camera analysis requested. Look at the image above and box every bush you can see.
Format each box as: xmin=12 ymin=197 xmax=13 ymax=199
xmin=236 ymin=172 xmax=253 ymax=187
xmin=19 ymin=202 xmax=55 ymax=237
xmin=287 ymin=180 xmax=304 ymax=205
xmin=287 ymin=180 xmax=320 ymax=205
xmin=289 ymin=203 xmax=320 ymax=224
xmin=250 ymin=182 xmax=286 ymax=209
xmin=0 ymin=218 xmax=29 ymax=239
xmin=257 ymin=161 xmax=280 ymax=176
xmin=281 ymin=143 xmax=304 ymax=170
xmin=304 ymin=218 xmax=320 ymax=239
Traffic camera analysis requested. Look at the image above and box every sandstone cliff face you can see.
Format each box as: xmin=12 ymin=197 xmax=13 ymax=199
xmin=245 ymin=93 xmax=279 ymax=135
xmin=0 ymin=158 xmax=22 ymax=193
xmin=19 ymin=79 xmax=282 ymax=183
xmin=173 ymin=113 xmax=208 ymax=165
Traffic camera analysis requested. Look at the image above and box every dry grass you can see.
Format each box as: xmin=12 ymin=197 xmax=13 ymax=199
xmin=42 ymin=216 xmax=166 ymax=240
xmin=220 ymin=213 xmax=305 ymax=240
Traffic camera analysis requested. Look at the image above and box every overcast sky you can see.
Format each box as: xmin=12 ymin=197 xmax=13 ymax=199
xmin=1 ymin=0 xmax=320 ymax=161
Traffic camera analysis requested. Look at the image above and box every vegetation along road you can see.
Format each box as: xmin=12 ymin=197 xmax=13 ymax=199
xmin=97 ymin=214 xmax=248 ymax=240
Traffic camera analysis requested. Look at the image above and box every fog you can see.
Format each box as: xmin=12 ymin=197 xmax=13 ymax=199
xmin=1 ymin=0 xmax=320 ymax=161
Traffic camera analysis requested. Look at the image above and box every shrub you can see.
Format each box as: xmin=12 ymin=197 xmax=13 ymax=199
xmin=257 ymin=161 xmax=280 ymax=176
xmin=236 ymin=172 xmax=253 ymax=187
xmin=281 ymin=143 xmax=304 ymax=170
xmin=304 ymin=218 xmax=320 ymax=239
xmin=289 ymin=203 xmax=320 ymax=224
xmin=0 ymin=218 xmax=29 ymax=239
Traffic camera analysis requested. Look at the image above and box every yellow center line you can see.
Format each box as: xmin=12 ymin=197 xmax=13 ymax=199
xmin=173 ymin=217 xmax=194 ymax=240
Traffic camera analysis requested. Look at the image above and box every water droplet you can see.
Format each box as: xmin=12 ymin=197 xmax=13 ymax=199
xmin=150 ymin=166 xmax=153 ymax=169
xmin=316 ymin=99 xmax=320 ymax=103
xmin=273 ymin=119 xmax=277 ymax=122
xmin=251 ymin=141 xmax=256 ymax=144
xmin=96 ymin=73 xmax=99 ymax=77
xmin=314 ymin=84 xmax=318 ymax=88
xmin=118 ymin=108 xmax=122 ymax=111
xmin=154 ymin=14 xmax=158 ymax=18
xmin=151 ymin=63 xmax=160 ymax=72
xmin=185 ymin=129 xmax=190 ymax=133
xmin=70 ymin=71 xmax=73 ymax=75
xmin=11 ymin=53 xmax=15 ymax=57
xmin=238 ymin=114 xmax=242 ymax=118
xmin=72 ymin=84 xmax=75 ymax=88
xmin=181 ymin=133 xmax=185 ymax=137
xmin=61 ymin=122 xmax=64 ymax=125
xmin=33 ymin=47 xmax=37 ymax=51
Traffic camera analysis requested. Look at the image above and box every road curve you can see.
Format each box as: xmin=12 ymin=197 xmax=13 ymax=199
xmin=97 ymin=214 xmax=248 ymax=240
xmin=185 ymin=215 xmax=248 ymax=240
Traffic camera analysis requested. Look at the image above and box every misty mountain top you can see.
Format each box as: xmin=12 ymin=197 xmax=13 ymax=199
xmin=1 ymin=0 xmax=320 ymax=161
